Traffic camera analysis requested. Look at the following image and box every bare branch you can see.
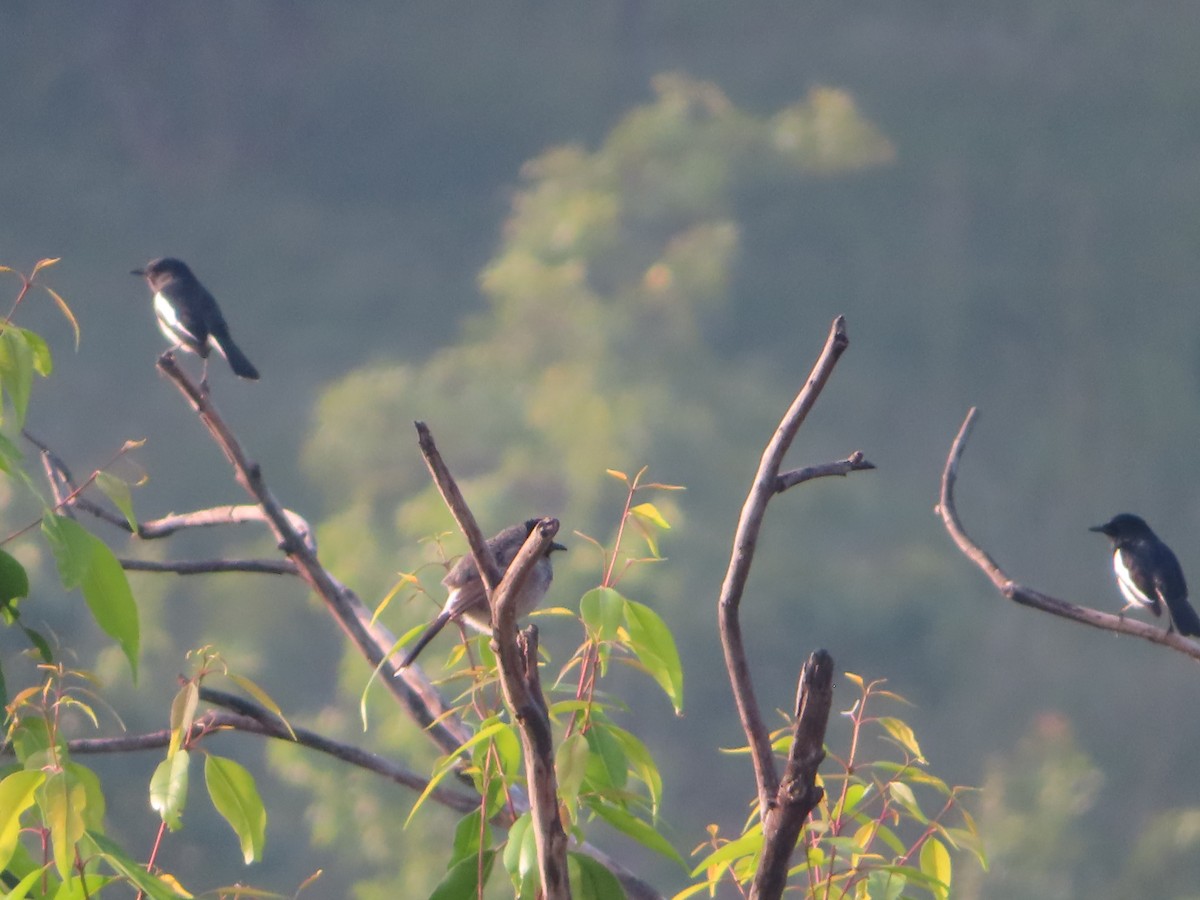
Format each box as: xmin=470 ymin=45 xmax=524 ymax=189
xmin=495 ymin=527 xmax=572 ymax=900
xmin=156 ymin=355 xmax=474 ymax=755
xmin=1 ymin=701 xmax=479 ymax=815
xmin=938 ymin=407 xmax=1200 ymax=661
xmin=718 ymin=316 xmax=852 ymax=820
xmin=414 ymin=420 xmax=501 ymax=592
xmin=415 ymin=421 xmax=571 ymax=899
xmin=121 ymin=558 xmax=298 ymax=575
xmin=752 ymin=650 xmax=834 ymax=900
xmin=776 ymin=450 xmax=875 ymax=493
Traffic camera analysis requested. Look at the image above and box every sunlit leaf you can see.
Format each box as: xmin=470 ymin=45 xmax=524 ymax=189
xmin=879 ymin=717 xmax=923 ymax=760
xmin=622 ymin=599 xmax=684 ymax=714
xmin=629 ymin=502 xmax=670 ymax=530
xmin=169 ymin=682 xmax=200 ymax=758
xmin=42 ymin=769 xmax=87 ymax=879
xmin=151 ymin=750 xmax=191 ymax=831
xmin=205 ymin=754 xmax=267 ymax=864
xmin=688 ymin=826 xmax=763 ymax=877
xmin=0 ymin=769 xmax=46 ymax=871
xmin=919 ymin=837 xmax=951 ymax=899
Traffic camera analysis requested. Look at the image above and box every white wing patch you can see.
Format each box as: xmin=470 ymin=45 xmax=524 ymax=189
xmin=154 ymin=292 xmax=198 ymax=346
xmin=1114 ymin=550 xmax=1158 ymax=612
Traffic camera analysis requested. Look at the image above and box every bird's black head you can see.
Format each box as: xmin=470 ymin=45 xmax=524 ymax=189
xmin=523 ymin=517 xmax=568 ymax=554
xmin=1090 ymin=513 xmax=1153 ymax=540
xmin=131 ymin=257 xmax=194 ymax=290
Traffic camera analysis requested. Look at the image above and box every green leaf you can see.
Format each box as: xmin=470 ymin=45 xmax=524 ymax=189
xmin=0 ymin=769 xmax=46 ymax=871
xmin=429 ymin=848 xmax=496 ymax=900
xmin=2 ymin=864 xmax=54 ymax=900
xmin=878 ymin=717 xmax=923 ymax=760
xmin=919 ymin=837 xmax=951 ymax=899
xmin=587 ymin=799 xmax=687 ymax=869
xmin=42 ymin=516 xmax=140 ymax=677
xmin=205 ymin=754 xmax=267 ymax=864
xmin=168 ymin=682 xmax=200 ymax=758
xmin=0 ymin=325 xmax=35 ymax=426
xmin=629 ymin=502 xmax=670 ymax=530
xmin=225 ymin=673 xmax=296 ymax=741
xmin=865 ymin=868 xmax=907 ymax=900
xmin=151 ymin=749 xmax=191 ymax=831
xmin=45 ymin=873 xmax=113 ymax=899
xmin=888 ymin=781 xmax=926 ymax=823
xmin=20 ymin=327 xmax=53 ymax=376
xmin=0 ymin=548 xmax=29 ymax=613
xmin=584 ymin=723 xmax=627 ymax=792
xmin=597 ymin=720 xmax=663 ymax=817
xmin=65 ymin=762 xmax=106 ymax=831
xmin=568 ymin=851 xmax=627 ymax=899
xmin=555 ymin=732 xmax=590 ymax=818
xmin=95 ymin=472 xmax=137 ymax=532
xmin=502 ymin=811 xmax=538 ymax=898
xmin=449 ymin=809 xmax=491 ymax=869
xmin=0 ymin=429 xmax=23 ymax=474
xmin=688 ymin=826 xmax=763 ymax=877
xmin=579 ymin=587 xmax=625 ymax=641
xmin=622 ymin=599 xmax=684 ymax=714
xmin=79 ymin=529 xmax=140 ymax=680
xmin=42 ymin=513 xmax=92 ymax=589
xmin=41 ymin=769 xmax=87 ymax=879
xmin=89 ymin=831 xmax=189 ymax=900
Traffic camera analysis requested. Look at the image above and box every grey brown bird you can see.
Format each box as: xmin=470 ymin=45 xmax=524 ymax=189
xmin=133 ymin=257 xmax=259 ymax=384
xmin=398 ymin=519 xmax=566 ymax=668
xmin=1090 ymin=513 xmax=1200 ymax=637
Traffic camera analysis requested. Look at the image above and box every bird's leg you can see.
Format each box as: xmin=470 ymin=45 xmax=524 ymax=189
xmin=199 ymin=356 xmax=211 ymax=395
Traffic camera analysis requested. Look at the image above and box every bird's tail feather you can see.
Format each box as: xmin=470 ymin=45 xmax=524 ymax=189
xmin=399 ymin=611 xmax=453 ymax=669
xmin=1168 ymin=597 xmax=1200 ymax=638
xmin=215 ymin=337 xmax=260 ymax=380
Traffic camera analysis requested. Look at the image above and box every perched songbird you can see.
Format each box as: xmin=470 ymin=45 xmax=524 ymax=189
xmin=1090 ymin=513 xmax=1200 ymax=636
xmin=133 ymin=257 xmax=259 ymax=385
xmin=399 ymin=519 xmax=566 ymax=668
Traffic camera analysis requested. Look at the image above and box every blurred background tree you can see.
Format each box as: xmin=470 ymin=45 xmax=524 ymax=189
xmin=5 ymin=3 xmax=1200 ymax=896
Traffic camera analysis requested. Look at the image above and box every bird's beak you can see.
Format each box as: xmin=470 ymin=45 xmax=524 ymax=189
xmin=550 ymin=541 xmax=568 ymax=553
xmin=1088 ymin=524 xmax=1107 ymax=534
xmin=130 ymin=269 xmax=145 ymax=277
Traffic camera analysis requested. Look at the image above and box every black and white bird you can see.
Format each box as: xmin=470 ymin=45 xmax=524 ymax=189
xmin=1090 ymin=513 xmax=1200 ymax=637
xmin=398 ymin=518 xmax=566 ymax=668
xmin=133 ymin=257 xmax=259 ymax=385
